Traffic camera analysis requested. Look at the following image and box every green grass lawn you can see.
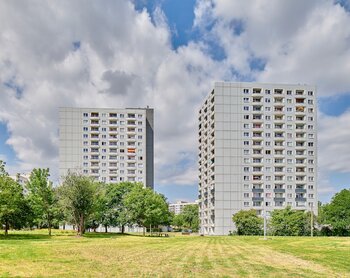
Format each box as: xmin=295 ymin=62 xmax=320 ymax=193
xmin=0 ymin=230 xmax=349 ymax=277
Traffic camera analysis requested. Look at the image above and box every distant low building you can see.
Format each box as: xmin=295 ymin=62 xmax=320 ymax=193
xmin=169 ymin=201 xmax=198 ymax=215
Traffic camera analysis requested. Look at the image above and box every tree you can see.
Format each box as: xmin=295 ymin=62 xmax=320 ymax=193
xmin=0 ymin=161 xmax=29 ymax=235
xmin=26 ymin=168 xmax=59 ymax=236
xmin=171 ymin=213 xmax=184 ymax=230
xmin=319 ymin=189 xmax=350 ymax=236
xmin=58 ymin=172 xmax=98 ymax=236
xmin=123 ymin=185 xmax=171 ymax=235
xmin=270 ymin=207 xmax=310 ymax=236
xmin=105 ymin=182 xmax=137 ymax=233
xmin=232 ymin=209 xmax=263 ymax=235
xmin=182 ymin=204 xmax=200 ymax=231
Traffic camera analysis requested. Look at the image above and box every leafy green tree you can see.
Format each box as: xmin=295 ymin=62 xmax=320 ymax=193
xmin=123 ymin=185 xmax=170 ymax=235
xmin=58 ymin=172 xmax=98 ymax=236
xmin=171 ymin=213 xmax=184 ymax=230
xmin=0 ymin=161 xmax=29 ymax=235
xmin=270 ymin=207 xmax=310 ymax=236
xmin=232 ymin=209 xmax=263 ymax=235
xmin=320 ymin=189 xmax=350 ymax=236
xmin=105 ymin=182 xmax=138 ymax=233
xmin=26 ymin=168 xmax=59 ymax=236
xmin=182 ymin=204 xmax=200 ymax=231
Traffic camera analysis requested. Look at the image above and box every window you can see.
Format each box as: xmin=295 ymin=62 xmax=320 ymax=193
xmin=286 ymin=90 xmax=292 ymax=95
xmin=244 ymin=167 xmax=249 ymax=172
xmin=244 ymin=176 xmax=249 ymax=181
xmin=287 ymin=185 xmax=292 ymax=189
xmin=244 ymin=149 xmax=249 ymax=155
xmin=244 ymin=106 xmax=249 ymax=111
xmin=265 ymin=98 xmax=271 ymax=103
xmin=308 ymin=100 xmax=313 ymax=104
xmin=244 ymin=184 xmax=249 ymax=189
xmin=83 ymin=155 xmax=88 ymax=160
xmin=243 ymin=89 xmax=249 ymax=94
xmin=83 ymin=127 xmax=88 ymax=131
xmin=266 ymin=124 xmax=271 ymax=128
xmin=308 ymin=91 xmax=313 ymax=96
xmin=308 ymin=108 xmax=314 ymax=113
xmin=265 ymin=89 xmax=271 ymax=94
xmin=287 ymin=168 xmax=292 ymax=173
xmin=287 ymin=159 xmax=293 ymax=164
xmin=265 ymin=116 xmax=271 ymax=120
xmin=266 ymin=184 xmax=271 ymax=189
xmin=244 ymin=141 xmax=249 ymax=145
xmin=308 ymin=185 xmax=314 ymax=190
xmin=265 ymin=107 xmax=271 ymax=111
xmin=83 ymin=162 xmax=88 ymax=167
xmin=287 ymin=150 xmax=293 ymax=155
xmin=287 ymin=193 xmax=292 ymax=198
xmin=287 ymin=99 xmax=292 ymax=103
xmin=244 ymin=158 xmax=250 ymax=163
xmin=83 ymin=148 xmax=88 ymax=152
xmin=244 ymin=193 xmax=249 ymax=198
xmin=287 ymin=116 xmax=293 ymax=121
xmin=83 ymin=141 xmax=88 ymax=146
xmin=266 ymin=176 xmax=271 ymax=181
xmin=120 ymin=114 xmax=124 ymax=118
xmin=265 ymin=150 xmax=271 ymax=155
xmin=244 ymin=115 xmax=249 ymax=120
xmin=308 ymin=194 xmax=314 ymax=199
xmin=265 ymin=141 xmax=271 ymax=146
xmin=244 ymin=202 xmax=249 ymax=207
xmin=265 ymin=133 xmax=271 ymax=138
xmin=102 ymin=127 xmax=107 ymax=132
xmin=83 ymin=134 xmax=88 ymax=138
xmin=83 ymin=113 xmax=88 ymax=117
xmin=101 ymin=113 xmax=106 ymax=117
xmin=243 ymin=97 xmax=249 ymax=103
xmin=287 ymin=176 xmax=293 ymax=181
xmin=287 ymin=107 xmax=292 ymax=112
xmin=243 ymin=123 xmax=249 ymax=129
xmin=243 ymin=132 xmax=249 ymax=137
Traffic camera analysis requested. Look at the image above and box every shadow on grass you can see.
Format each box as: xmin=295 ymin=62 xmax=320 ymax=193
xmin=0 ymin=233 xmax=52 ymax=241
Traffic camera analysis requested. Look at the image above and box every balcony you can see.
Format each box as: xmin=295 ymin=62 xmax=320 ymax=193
xmin=295 ymin=188 xmax=307 ymax=193
xmin=252 ymin=188 xmax=264 ymax=193
xmin=252 ymin=197 xmax=264 ymax=201
xmin=295 ymin=197 xmax=307 ymax=202
xmin=274 ymin=197 xmax=285 ymax=202
xmin=274 ymin=188 xmax=285 ymax=193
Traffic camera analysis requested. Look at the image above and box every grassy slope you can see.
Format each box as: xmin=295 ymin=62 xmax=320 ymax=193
xmin=0 ymin=230 xmax=349 ymax=277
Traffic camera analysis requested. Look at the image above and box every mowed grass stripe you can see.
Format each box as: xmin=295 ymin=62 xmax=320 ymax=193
xmin=0 ymin=231 xmax=349 ymax=277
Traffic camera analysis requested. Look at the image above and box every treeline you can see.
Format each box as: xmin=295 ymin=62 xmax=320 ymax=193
xmin=0 ymin=161 xmax=171 ymax=236
xmin=232 ymin=189 xmax=350 ymax=236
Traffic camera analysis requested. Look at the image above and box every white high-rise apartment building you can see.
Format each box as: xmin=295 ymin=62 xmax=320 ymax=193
xmin=59 ymin=107 xmax=154 ymax=188
xmin=198 ymin=82 xmax=317 ymax=235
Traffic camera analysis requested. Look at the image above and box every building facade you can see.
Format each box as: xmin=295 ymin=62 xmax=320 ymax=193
xmin=169 ymin=201 xmax=198 ymax=215
xmin=59 ymin=107 xmax=154 ymax=188
xmin=198 ymin=82 xmax=317 ymax=235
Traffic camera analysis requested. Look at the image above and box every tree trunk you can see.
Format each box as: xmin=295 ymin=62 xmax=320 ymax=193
xmin=78 ymin=215 xmax=84 ymax=236
xmin=48 ymin=214 xmax=52 ymax=236
xmin=121 ymin=225 xmax=125 ymax=234
xmin=105 ymin=225 xmax=108 ymax=233
xmin=4 ymin=221 xmax=9 ymax=236
xmin=143 ymin=226 xmax=145 ymax=236
xmin=150 ymin=224 xmax=152 ymax=236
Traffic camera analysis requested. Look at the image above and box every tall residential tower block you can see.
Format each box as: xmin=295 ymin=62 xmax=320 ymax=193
xmin=59 ymin=107 xmax=154 ymax=188
xmin=198 ymin=82 xmax=317 ymax=235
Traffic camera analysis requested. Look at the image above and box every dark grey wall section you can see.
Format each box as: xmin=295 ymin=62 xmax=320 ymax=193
xmin=146 ymin=108 xmax=154 ymax=188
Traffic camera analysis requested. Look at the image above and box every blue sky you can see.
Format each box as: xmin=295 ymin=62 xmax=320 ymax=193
xmin=1 ymin=0 xmax=350 ymax=204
